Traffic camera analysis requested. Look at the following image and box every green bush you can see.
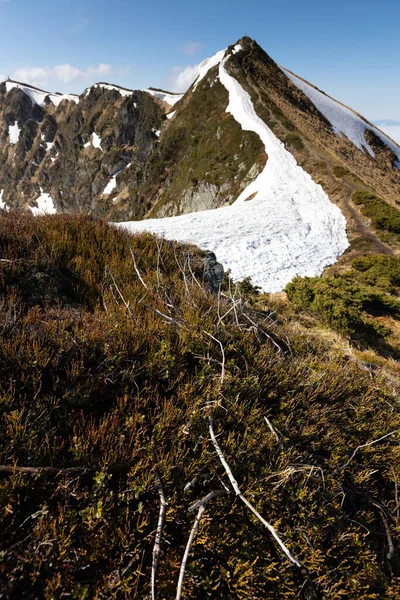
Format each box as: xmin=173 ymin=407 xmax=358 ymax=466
xmin=285 ymin=273 xmax=399 ymax=339
xmin=352 ymin=191 xmax=400 ymax=234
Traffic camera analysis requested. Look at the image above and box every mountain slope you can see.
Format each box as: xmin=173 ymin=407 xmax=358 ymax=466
xmin=119 ymin=45 xmax=348 ymax=292
xmin=1 ymin=37 xmax=400 ymax=291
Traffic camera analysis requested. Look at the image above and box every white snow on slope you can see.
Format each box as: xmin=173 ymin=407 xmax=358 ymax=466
xmin=166 ymin=110 xmax=176 ymax=120
xmin=117 ymin=52 xmax=348 ymax=293
xmin=91 ymin=83 xmax=135 ymax=97
xmin=103 ymin=178 xmax=117 ymax=196
xmin=282 ymin=68 xmax=400 ymax=169
xmin=92 ymin=132 xmax=102 ymax=150
xmin=29 ymin=188 xmax=57 ymax=216
xmin=102 ymin=163 xmax=132 ymax=196
xmin=8 ymin=122 xmax=21 ymax=144
xmin=0 ymin=190 xmax=8 ymax=211
xmin=5 ymin=81 xmax=78 ymax=107
xmin=144 ymin=89 xmax=183 ymax=106
xmin=193 ymin=48 xmax=226 ymax=91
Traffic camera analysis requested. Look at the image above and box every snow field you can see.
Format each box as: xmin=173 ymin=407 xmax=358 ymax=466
xmin=282 ymin=68 xmax=400 ymax=169
xmin=117 ymin=51 xmax=349 ymax=292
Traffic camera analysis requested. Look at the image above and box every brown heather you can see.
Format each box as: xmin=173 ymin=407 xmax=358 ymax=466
xmin=0 ymin=211 xmax=399 ymax=599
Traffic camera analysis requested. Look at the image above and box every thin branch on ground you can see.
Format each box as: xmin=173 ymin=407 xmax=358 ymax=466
xmin=209 ymin=415 xmax=302 ymax=568
xmin=341 ymin=430 xmax=398 ymax=470
xmin=129 ymin=246 xmax=148 ymax=289
xmin=204 ymin=332 xmax=225 ymax=385
xmin=106 ymin=265 xmax=134 ymax=317
xmin=264 ymin=416 xmax=281 ymax=443
xmin=150 ymin=432 xmax=167 ymax=600
xmin=176 ymin=490 xmax=227 ymax=600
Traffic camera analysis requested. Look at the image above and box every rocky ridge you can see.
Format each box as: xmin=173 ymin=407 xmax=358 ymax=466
xmin=0 ymin=37 xmax=399 ymax=236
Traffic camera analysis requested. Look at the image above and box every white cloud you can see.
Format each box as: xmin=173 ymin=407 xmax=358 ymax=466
xmin=169 ymin=64 xmax=200 ymax=93
xmin=12 ymin=63 xmax=114 ymax=86
xmin=184 ymin=41 xmax=202 ymax=56
xmin=13 ymin=67 xmax=49 ymax=86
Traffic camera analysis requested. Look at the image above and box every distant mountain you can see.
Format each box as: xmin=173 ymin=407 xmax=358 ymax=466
xmin=1 ymin=37 xmax=400 ymax=290
xmin=374 ymin=120 xmax=400 ymax=144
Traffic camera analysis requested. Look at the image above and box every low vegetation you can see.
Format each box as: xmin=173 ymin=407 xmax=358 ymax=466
xmin=285 ymin=255 xmax=400 ymax=356
xmin=0 ymin=212 xmax=399 ymax=599
xmin=352 ymin=191 xmax=400 ymax=241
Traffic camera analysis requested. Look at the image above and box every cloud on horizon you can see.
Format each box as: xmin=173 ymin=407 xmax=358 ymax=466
xmin=11 ymin=63 xmax=114 ymax=87
xmin=169 ymin=64 xmax=200 ymax=92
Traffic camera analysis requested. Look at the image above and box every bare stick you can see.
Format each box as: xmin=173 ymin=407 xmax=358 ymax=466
xmin=264 ymin=416 xmax=281 ymax=443
xmin=151 ymin=434 xmax=167 ymax=600
xmin=341 ymin=430 xmax=397 ymax=470
xmin=106 ymin=266 xmax=133 ymax=317
xmin=209 ymin=415 xmax=302 ymax=568
xmin=176 ymin=490 xmax=227 ymax=600
xmin=204 ymin=332 xmax=225 ymax=385
xmin=174 ymin=248 xmax=190 ymax=295
xmin=129 ymin=246 xmax=148 ymax=289
xmin=140 ymin=300 xmax=182 ymax=327
xmin=176 ymin=505 xmax=205 ymax=600
xmin=243 ymin=313 xmax=283 ymax=354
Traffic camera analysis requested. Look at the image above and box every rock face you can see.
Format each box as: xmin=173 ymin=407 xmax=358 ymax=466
xmin=0 ymin=37 xmax=399 ymax=222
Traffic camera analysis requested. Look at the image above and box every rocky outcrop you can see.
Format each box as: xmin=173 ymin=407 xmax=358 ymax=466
xmin=0 ymin=37 xmax=399 ymax=222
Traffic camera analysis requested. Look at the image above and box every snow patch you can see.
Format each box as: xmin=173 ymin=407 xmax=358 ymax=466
xmin=103 ymin=178 xmax=117 ymax=196
xmin=0 ymin=190 xmax=8 ymax=211
xmin=144 ymin=89 xmax=183 ymax=106
xmin=29 ymin=188 xmax=57 ymax=215
xmin=102 ymin=163 xmax=131 ymax=196
xmin=5 ymin=81 xmax=78 ymax=107
xmin=91 ymin=132 xmax=102 ymax=150
xmin=166 ymin=110 xmax=176 ymax=120
xmin=378 ymin=124 xmax=400 ymax=145
xmin=8 ymin=122 xmax=21 ymax=144
xmin=193 ymin=48 xmax=226 ymax=91
xmin=282 ymin=68 xmax=400 ymax=168
xmin=116 ymin=52 xmax=348 ymax=293
xmin=91 ymin=83 xmax=135 ymax=97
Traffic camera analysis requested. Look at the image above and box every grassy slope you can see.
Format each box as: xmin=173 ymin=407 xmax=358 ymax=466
xmin=139 ymin=68 xmax=264 ymax=218
xmin=0 ymin=212 xmax=399 ymax=599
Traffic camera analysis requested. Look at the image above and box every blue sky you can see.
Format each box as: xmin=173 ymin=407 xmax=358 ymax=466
xmin=0 ymin=0 xmax=399 ymax=122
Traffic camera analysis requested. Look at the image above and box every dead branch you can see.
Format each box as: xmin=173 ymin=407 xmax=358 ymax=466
xmin=151 ymin=432 xmax=167 ymax=600
xmin=129 ymin=246 xmax=148 ymax=289
xmin=204 ymin=332 xmax=225 ymax=385
xmin=209 ymin=415 xmax=302 ymax=568
xmin=176 ymin=490 xmax=227 ymax=600
xmin=264 ymin=416 xmax=281 ymax=443
xmin=140 ymin=300 xmax=182 ymax=327
xmin=341 ymin=430 xmax=398 ymax=470
xmin=106 ymin=265 xmax=134 ymax=317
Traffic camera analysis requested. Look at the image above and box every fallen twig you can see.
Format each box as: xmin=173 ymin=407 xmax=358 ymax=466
xmin=151 ymin=432 xmax=167 ymax=600
xmin=341 ymin=430 xmax=398 ymax=470
xmin=176 ymin=490 xmax=227 ymax=600
xmin=209 ymin=415 xmax=302 ymax=568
